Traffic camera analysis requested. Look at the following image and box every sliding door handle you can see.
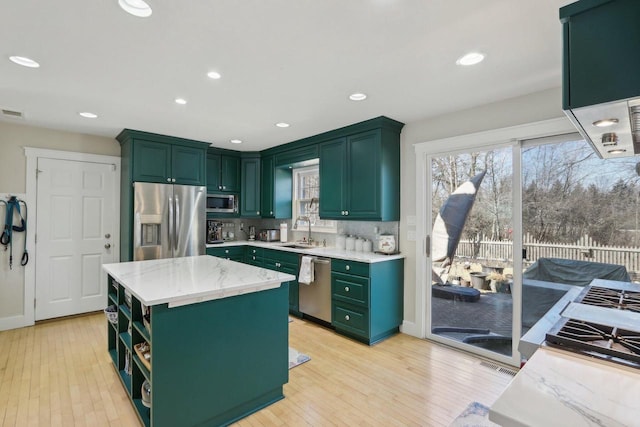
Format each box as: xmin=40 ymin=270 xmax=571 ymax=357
xmin=425 ymin=235 xmax=430 ymax=257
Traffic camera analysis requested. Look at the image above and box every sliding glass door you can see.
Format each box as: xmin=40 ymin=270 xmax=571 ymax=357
xmin=427 ymin=145 xmax=518 ymax=364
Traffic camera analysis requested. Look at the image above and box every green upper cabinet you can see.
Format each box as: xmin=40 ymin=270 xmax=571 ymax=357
xmin=172 ymin=144 xmax=207 ymax=185
xmin=207 ymin=152 xmax=240 ymax=193
xmin=318 ymin=137 xmax=347 ymax=218
xmin=261 ymin=155 xmax=292 ymax=219
xmin=319 ymin=121 xmax=401 ymax=221
xmin=560 ymin=0 xmax=640 ymax=109
xmin=132 ymin=139 xmax=172 ymax=183
xmin=260 ymin=155 xmax=275 ymax=218
xmin=241 ymin=154 xmax=261 ymax=217
xmin=125 ymin=135 xmax=206 ymax=186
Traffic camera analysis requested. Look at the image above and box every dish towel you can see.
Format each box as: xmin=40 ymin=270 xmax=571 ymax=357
xmin=299 ymin=256 xmax=314 ymax=284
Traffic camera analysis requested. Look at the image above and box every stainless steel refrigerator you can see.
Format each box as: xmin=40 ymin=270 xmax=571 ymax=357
xmin=133 ymin=182 xmax=206 ymax=261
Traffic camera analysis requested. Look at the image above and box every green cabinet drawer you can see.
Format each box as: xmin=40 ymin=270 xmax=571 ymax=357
xmin=333 ymin=303 xmax=368 ymax=338
xmin=206 ymin=246 xmax=245 ymax=261
xmin=244 ymin=246 xmax=264 ymax=266
xmin=263 ymin=249 xmax=299 ymax=266
xmin=332 ymin=272 xmax=368 ymax=306
xmin=331 ymin=259 xmax=369 ymax=277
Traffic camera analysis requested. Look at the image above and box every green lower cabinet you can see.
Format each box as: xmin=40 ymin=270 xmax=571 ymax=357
xmin=263 ymin=249 xmax=300 ymax=315
xmin=331 ymin=258 xmax=403 ymax=345
xmin=244 ymin=246 xmax=264 ymax=266
xmin=206 ymin=246 xmax=245 ymax=262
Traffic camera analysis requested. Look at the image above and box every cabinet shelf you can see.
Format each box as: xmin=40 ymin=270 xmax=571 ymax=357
xmin=133 ymin=320 xmax=151 ymax=343
xmin=119 ymin=332 xmax=132 ymax=352
xmin=119 ymin=369 xmax=132 ymax=395
xmin=108 ymin=293 xmax=117 ymax=306
xmin=119 ymin=304 xmax=132 ymax=320
xmin=133 ymin=354 xmax=151 ymax=382
xmin=133 ymin=399 xmax=151 ymax=427
xmin=108 ymin=348 xmax=117 ymax=367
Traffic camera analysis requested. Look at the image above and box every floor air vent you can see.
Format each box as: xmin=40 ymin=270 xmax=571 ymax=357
xmin=2 ymin=109 xmax=24 ymax=119
xmin=479 ymin=360 xmax=518 ymax=377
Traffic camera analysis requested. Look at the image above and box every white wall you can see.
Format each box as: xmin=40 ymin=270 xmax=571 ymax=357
xmin=0 ymin=121 xmax=119 ymax=330
xmin=399 ymin=87 xmax=566 ymax=328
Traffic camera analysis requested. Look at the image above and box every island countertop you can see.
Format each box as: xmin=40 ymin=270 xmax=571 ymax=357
xmin=102 ymin=255 xmax=296 ymax=308
xmin=490 ymin=346 xmax=640 ymax=426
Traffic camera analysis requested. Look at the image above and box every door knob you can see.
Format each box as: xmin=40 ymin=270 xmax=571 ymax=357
xmin=105 ymin=243 xmax=111 ymax=249
xmin=105 ymin=233 xmax=111 ymax=239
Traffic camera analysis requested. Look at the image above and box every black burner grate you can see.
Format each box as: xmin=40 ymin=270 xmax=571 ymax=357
xmin=546 ymin=319 xmax=640 ymax=366
xmin=580 ymin=286 xmax=640 ymax=313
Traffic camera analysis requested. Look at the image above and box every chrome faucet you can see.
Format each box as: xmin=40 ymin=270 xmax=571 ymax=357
xmin=293 ymin=197 xmax=318 ymax=245
xmin=293 ymin=215 xmax=311 ymax=244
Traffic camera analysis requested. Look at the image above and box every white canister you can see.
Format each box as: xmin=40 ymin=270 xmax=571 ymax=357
xmin=354 ymin=237 xmax=363 ymax=252
xmin=280 ymin=223 xmax=288 ymax=242
xmin=363 ymin=239 xmax=373 ymax=253
xmin=345 ymin=235 xmax=356 ymax=251
xmin=378 ymin=234 xmax=396 ymax=254
xmin=336 ymin=234 xmax=346 ymax=250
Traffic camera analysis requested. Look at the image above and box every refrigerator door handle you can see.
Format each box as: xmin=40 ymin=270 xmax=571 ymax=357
xmin=175 ymin=195 xmax=180 ymax=251
xmin=168 ymin=196 xmax=174 ymax=250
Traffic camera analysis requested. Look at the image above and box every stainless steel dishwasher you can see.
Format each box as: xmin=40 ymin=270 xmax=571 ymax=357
xmin=298 ymin=256 xmax=332 ymax=323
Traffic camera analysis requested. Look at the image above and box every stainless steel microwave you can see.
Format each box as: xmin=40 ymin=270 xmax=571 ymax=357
xmin=206 ymin=194 xmax=238 ymax=213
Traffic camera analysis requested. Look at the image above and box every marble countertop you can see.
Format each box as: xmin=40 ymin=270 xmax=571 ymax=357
xmin=490 ymin=346 xmax=640 ymax=426
xmin=206 ymin=240 xmax=405 ymax=263
xmin=103 ymin=255 xmax=295 ymax=308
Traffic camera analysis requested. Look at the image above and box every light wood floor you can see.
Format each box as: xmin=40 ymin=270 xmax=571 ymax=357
xmin=0 ymin=313 xmax=514 ymax=426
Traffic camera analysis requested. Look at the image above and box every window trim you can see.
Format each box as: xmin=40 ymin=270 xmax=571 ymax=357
xmin=292 ymin=165 xmax=337 ymax=234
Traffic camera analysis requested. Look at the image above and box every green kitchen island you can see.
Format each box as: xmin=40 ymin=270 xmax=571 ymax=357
xmin=102 ymin=255 xmax=295 ymax=427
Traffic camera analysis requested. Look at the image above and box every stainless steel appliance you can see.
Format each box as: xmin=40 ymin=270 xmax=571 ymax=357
xmin=298 ymin=256 xmax=332 ymax=323
xmin=206 ymin=193 xmax=238 ymax=214
xmin=206 ymin=220 xmax=224 ymax=244
xmin=258 ymin=229 xmax=280 ymax=242
xmin=545 ymin=280 xmax=640 ymax=369
xmin=133 ymin=182 xmax=205 ymax=261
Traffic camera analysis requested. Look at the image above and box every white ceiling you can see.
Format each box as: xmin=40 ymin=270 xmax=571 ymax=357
xmin=1 ymin=0 xmax=573 ymax=151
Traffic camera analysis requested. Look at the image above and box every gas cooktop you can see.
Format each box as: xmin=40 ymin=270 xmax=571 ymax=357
xmin=545 ymin=282 xmax=640 ymax=369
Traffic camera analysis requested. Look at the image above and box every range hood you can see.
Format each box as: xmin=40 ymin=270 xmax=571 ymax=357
xmin=565 ymin=99 xmax=640 ymax=158
xmin=560 ymin=0 xmax=640 ymax=158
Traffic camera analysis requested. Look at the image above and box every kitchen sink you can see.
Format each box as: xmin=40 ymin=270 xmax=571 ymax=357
xmin=281 ymin=243 xmax=315 ymax=250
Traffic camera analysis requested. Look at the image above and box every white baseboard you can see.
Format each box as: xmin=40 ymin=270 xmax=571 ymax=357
xmin=400 ymin=320 xmax=422 ymax=338
xmin=0 ymin=314 xmax=33 ymax=331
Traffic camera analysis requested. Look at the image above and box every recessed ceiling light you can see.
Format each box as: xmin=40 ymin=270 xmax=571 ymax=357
xmin=207 ymin=71 xmax=221 ymax=79
xmin=230 ymin=139 xmax=242 ymax=144
xmin=175 ymin=98 xmax=187 ymax=105
xmin=275 ymin=122 xmax=290 ymax=128
xmin=79 ymin=112 xmax=98 ymax=119
xmin=456 ymin=52 xmax=485 ymax=66
xmin=593 ymin=118 xmax=619 ymax=127
xmin=118 ymin=0 xmax=152 ymax=17
xmin=9 ymin=56 xmax=40 ymax=68
xmin=349 ymin=93 xmax=367 ymax=101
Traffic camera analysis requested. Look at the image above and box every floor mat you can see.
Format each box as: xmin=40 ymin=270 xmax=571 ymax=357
xmin=449 ymin=402 xmax=498 ymax=427
xmin=288 ymin=347 xmax=310 ymax=369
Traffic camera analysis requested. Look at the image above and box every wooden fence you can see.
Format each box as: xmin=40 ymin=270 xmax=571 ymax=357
xmin=456 ymin=233 xmax=640 ymax=277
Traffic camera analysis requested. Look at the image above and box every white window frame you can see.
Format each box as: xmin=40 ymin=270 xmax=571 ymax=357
xmin=292 ymin=165 xmax=337 ymax=234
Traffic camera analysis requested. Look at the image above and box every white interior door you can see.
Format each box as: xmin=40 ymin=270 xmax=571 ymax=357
xmin=35 ymin=158 xmax=117 ymax=320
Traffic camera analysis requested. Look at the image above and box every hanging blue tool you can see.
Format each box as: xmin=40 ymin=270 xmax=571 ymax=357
xmin=0 ymin=196 xmax=29 ymax=269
